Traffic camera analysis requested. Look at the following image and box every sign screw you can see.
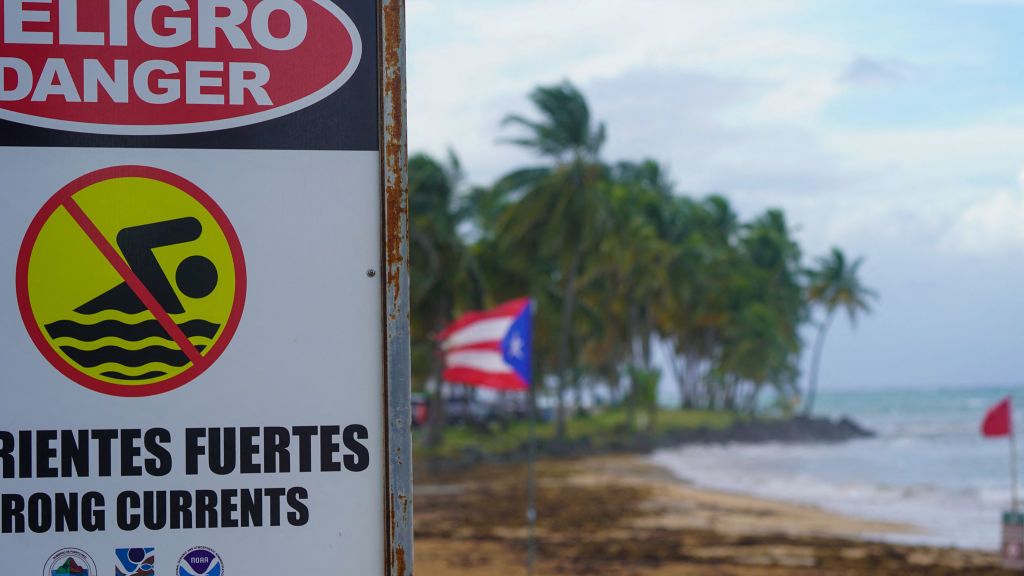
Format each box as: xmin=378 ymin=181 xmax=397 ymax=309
xmin=367 ymin=269 xmax=377 ymax=278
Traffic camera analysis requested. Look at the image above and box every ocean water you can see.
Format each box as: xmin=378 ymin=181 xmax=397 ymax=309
xmin=651 ymin=386 xmax=1024 ymax=550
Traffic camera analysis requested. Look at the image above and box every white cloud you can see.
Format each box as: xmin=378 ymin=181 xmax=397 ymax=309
xmin=942 ymin=174 xmax=1024 ymax=257
xmin=407 ymin=0 xmax=846 ymax=180
xmin=741 ymin=73 xmax=843 ymax=124
xmin=408 ymin=0 xmax=1024 ymax=258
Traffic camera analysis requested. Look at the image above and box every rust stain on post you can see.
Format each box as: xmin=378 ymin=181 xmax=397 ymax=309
xmin=395 ymin=546 xmax=407 ymax=575
xmin=382 ymin=0 xmax=409 ymax=315
xmin=380 ymin=0 xmax=413 ymax=575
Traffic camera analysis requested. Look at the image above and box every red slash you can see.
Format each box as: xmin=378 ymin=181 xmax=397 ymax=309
xmin=63 ymin=198 xmax=207 ymax=369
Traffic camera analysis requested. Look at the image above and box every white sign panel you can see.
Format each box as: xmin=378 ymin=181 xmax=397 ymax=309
xmin=0 ymin=1 xmax=394 ymax=574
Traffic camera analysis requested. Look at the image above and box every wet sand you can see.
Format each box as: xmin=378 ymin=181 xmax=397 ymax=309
xmin=414 ymin=455 xmax=1014 ymax=575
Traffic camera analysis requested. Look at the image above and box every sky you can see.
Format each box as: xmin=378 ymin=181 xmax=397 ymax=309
xmin=406 ymin=0 xmax=1024 ymax=391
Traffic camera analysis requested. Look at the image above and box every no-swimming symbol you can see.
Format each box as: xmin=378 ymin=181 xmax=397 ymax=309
xmin=16 ymin=166 xmax=246 ymax=397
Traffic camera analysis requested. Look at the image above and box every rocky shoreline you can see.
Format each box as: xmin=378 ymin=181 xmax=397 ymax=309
xmin=424 ymin=415 xmax=875 ymax=472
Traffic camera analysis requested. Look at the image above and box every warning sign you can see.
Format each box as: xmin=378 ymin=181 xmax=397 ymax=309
xmin=15 ymin=165 xmax=246 ymax=397
xmin=0 ymin=2 xmax=409 ymax=574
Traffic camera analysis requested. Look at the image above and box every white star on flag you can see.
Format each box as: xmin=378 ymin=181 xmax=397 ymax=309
xmin=508 ymin=332 xmax=525 ymax=359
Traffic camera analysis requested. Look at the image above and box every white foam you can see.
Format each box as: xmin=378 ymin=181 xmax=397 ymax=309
xmin=652 ymin=439 xmax=1005 ymax=550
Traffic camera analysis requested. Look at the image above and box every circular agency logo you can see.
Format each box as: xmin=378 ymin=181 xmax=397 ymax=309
xmin=43 ymin=548 xmax=97 ymax=576
xmin=16 ymin=166 xmax=246 ymax=397
xmin=177 ymin=547 xmax=224 ymax=576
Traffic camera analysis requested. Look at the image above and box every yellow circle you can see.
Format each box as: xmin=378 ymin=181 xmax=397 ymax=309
xmin=21 ymin=168 xmax=243 ymax=394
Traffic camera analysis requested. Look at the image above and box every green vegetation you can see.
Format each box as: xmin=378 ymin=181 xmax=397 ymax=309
xmin=410 ymin=81 xmax=876 ymax=446
xmin=417 ymin=409 xmax=741 ymax=460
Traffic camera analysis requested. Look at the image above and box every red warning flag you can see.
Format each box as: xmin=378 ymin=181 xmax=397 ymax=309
xmin=983 ymin=397 xmax=1013 ymax=438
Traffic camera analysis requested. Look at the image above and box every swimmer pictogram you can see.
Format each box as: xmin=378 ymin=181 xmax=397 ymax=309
xmin=16 ymin=166 xmax=246 ymax=397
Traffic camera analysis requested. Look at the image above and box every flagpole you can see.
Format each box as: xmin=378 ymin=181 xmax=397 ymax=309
xmin=527 ymin=387 xmax=537 ymax=575
xmin=526 ymin=300 xmax=538 ymax=576
xmin=1012 ymin=423 xmax=1020 ymax=512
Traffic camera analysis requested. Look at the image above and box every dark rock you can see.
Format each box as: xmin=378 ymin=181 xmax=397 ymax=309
xmin=422 ymin=415 xmax=875 ymax=472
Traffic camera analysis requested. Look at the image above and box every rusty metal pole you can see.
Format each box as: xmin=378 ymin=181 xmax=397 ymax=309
xmin=380 ymin=1 xmax=413 ymax=576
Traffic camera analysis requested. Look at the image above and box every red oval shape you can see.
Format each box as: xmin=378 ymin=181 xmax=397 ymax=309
xmin=0 ymin=0 xmax=360 ymax=134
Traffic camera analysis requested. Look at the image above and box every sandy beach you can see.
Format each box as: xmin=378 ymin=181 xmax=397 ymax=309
xmin=414 ymin=455 xmax=1014 ymax=575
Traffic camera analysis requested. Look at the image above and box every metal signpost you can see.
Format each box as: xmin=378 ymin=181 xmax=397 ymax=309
xmin=0 ymin=1 xmax=412 ymax=574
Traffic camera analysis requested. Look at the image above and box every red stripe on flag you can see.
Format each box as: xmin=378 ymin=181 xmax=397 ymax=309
xmin=436 ymin=298 xmax=530 ymax=341
xmin=443 ymin=367 xmax=529 ymax=391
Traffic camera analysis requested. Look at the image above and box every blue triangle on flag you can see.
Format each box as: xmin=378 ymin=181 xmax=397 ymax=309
xmin=501 ymin=304 xmax=532 ymax=387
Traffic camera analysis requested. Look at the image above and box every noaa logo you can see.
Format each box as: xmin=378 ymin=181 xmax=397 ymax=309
xmin=43 ymin=548 xmax=97 ymax=576
xmin=178 ymin=547 xmax=223 ymax=576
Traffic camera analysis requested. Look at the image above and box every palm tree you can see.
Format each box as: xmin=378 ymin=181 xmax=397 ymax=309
xmin=496 ymin=81 xmax=608 ymax=438
xmin=712 ymin=210 xmax=804 ymax=413
xmin=409 ymin=151 xmax=484 ymax=446
xmin=662 ymin=195 xmax=741 ymax=410
xmin=803 ymin=248 xmax=877 ymax=415
xmin=579 ymin=160 xmax=673 ymax=430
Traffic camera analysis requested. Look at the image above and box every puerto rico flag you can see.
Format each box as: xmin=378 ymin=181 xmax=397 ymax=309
xmin=438 ymin=298 xmax=532 ymax=391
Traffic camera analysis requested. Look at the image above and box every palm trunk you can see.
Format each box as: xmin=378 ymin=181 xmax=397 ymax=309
xmin=627 ymin=381 xmax=637 ymax=433
xmin=555 ymin=243 xmax=583 ymax=439
xmin=804 ymin=312 xmax=834 ymax=416
xmin=647 ymin=390 xmax=658 ymax=434
xmin=724 ymin=377 xmax=737 ymax=411
xmin=664 ymin=341 xmax=689 ymax=410
xmin=627 ymin=304 xmax=642 ymax=432
xmin=686 ymin=352 xmax=702 ymax=409
xmin=640 ymin=329 xmax=652 ymax=370
xmin=745 ymin=382 xmax=763 ymax=415
xmin=426 ymin=302 xmax=452 ymax=447
xmin=425 ymin=355 xmax=447 ymax=447
xmin=701 ymin=330 xmax=717 ymax=410
xmin=640 ymin=325 xmax=658 ymax=431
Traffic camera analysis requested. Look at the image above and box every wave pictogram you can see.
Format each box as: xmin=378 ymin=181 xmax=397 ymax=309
xmin=60 ymin=343 xmax=209 ymax=369
xmin=45 ymin=319 xmax=220 ymax=342
xmin=45 ymin=313 xmax=220 ymax=381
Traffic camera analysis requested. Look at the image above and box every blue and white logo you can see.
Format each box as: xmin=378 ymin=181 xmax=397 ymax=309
xmin=114 ymin=548 xmax=154 ymax=576
xmin=177 ymin=547 xmax=223 ymax=576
